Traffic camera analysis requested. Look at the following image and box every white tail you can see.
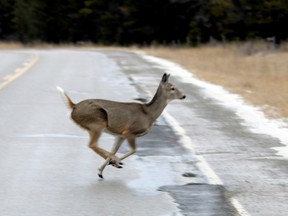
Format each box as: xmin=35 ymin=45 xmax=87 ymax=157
xmin=57 ymin=86 xmax=75 ymax=109
xmin=57 ymin=73 xmax=185 ymax=178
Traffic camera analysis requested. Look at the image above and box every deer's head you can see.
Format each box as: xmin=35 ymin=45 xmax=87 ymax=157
xmin=160 ymin=73 xmax=186 ymax=102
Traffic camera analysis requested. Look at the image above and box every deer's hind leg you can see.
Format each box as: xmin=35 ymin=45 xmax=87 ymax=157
xmin=98 ymin=136 xmax=125 ymax=179
xmin=87 ymin=130 xmax=113 ymax=178
xmin=88 ymin=130 xmax=123 ymax=178
xmin=88 ymin=130 xmax=111 ymax=160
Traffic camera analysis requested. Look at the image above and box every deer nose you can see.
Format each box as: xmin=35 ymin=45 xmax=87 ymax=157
xmin=181 ymin=95 xmax=186 ymax=99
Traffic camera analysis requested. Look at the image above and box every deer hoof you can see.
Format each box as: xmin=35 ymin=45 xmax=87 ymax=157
xmin=108 ymin=158 xmax=123 ymax=168
xmin=111 ymin=163 xmax=123 ymax=168
xmin=98 ymin=173 xmax=104 ymax=179
xmin=108 ymin=160 xmax=121 ymax=165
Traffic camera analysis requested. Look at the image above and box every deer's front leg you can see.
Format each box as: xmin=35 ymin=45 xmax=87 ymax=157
xmin=119 ymin=137 xmax=136 ymax=161
xmin=108 ymin=137 xmax=125 ymax=167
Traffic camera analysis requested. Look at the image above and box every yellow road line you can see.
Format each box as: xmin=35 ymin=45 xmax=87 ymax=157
xmin=0 ymin=54 xmax=40 ymax=90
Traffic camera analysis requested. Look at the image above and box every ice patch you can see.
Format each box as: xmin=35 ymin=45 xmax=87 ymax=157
xmin=127 ymin=156 xmax=190 ymax=196
xmin=141 ymin=54 xmax=288 ymax=159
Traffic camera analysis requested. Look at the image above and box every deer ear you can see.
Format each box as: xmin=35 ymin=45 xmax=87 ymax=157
xmin=161 ymin=73 xmax=170 ymax=83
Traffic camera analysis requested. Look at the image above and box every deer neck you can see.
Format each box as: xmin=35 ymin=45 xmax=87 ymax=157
xmin=144 ymin=86 xmax=168 ymax=121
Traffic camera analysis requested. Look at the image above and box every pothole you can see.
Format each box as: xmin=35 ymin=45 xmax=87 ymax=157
xmin=182 ymin=172 xmax=197 ymax=177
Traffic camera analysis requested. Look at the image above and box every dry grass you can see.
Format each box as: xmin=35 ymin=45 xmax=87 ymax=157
xmin=0 ymin=41 xmax=101 ymax=49
xmin=141 ymin=43 xmax=288 ymax=120
xmin=0 ymin=41 xmax=24 ymax=49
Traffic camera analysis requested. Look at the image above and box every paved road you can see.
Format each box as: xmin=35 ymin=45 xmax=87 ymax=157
xmin=0 ymin=49 xmax=287 ymax=216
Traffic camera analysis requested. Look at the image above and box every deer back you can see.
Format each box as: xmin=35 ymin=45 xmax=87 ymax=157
xmin=72 ymin=99 xmax=152 ymax=136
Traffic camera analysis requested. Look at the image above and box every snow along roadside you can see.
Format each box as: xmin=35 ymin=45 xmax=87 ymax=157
xmin=140 ymin=53 xmax=288 ymax=159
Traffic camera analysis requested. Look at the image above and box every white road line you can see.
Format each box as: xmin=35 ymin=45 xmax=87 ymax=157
xmin=231 ymin=198 xmax=251 ymax=216
xmin=162 ymin=110 xmax=250 ymax=216
xmin=162 ymin=110 xmax=223 ymax=185
xmin=0 ymin=54 xmax=40 ymax=90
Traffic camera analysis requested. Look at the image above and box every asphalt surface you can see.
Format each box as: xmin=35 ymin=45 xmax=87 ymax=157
xmin=0 ymin=49 xmax=288 ymax=216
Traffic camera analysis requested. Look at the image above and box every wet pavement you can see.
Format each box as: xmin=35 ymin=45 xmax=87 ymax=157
xmin=0 ymin=49 xmax=288 ymax=216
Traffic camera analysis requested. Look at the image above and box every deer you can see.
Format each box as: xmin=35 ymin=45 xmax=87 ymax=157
xmin=57 ymin=73 xmax=185 ymax=179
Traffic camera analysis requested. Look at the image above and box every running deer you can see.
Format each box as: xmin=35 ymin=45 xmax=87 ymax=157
xmin=57 ymin=73 xmax=185 ymax=178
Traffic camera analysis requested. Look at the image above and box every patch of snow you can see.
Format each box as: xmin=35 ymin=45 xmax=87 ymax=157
xmin=127 ymin=155 xmax=189 ymax=195
xmin=141 ymin=54 xmax=288 ymax=159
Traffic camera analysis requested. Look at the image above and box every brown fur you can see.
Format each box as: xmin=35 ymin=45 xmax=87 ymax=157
xmin=57 ymin=73 xmax=185 ymax=178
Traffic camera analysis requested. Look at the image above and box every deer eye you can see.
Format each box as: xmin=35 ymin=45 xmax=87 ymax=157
xmin=171 ymin=87 xmax=175 ymax=91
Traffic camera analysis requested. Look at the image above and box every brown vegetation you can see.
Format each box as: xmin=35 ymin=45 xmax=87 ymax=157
xmin=141 ymin=43 xmax=288 ymax=120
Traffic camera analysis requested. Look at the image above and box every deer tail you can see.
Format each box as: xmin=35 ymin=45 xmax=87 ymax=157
xmin=56 ymin=86 xmax=75 ymax=109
